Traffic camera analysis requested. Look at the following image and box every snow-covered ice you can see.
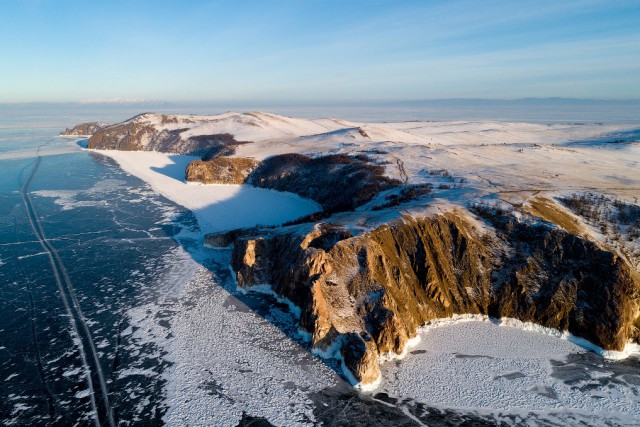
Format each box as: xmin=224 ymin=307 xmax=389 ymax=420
xmin=128 ymin=260 xmax=340 ymax=426
xmin=377 ymin=318 xmax=640 ymax=426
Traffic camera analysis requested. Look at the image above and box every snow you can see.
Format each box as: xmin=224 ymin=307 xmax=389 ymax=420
xmin=128 ymin=262 xmax=339 ymax=426
xmin=179 ymin=111 xmax=345 ymax=143
xmin=358 ymin=314 xmax=640 ymax=392
xmin=225 ymin=115 xmax=640 ymax=208
xmin=378 ymin=316 xmax=640 ymax=425
xmin=413 ymin=314 xmax=640 ymax=360
xmin=94 ymin=150 xmax=321 ymax=234
xmin=495 ymin=316 xmax=640 ymax=360
xmin=378 ymin=335 xmax=422 ymax=363
xmin=121 ymin=111 xmax=347 ymax=144
xmin=62 ymin=368 xmax=82 ymax=377
xmin=96 ymin=112 xmax=640 ymax=219
xmin=74 ymin=389 xmax=92 ymax=399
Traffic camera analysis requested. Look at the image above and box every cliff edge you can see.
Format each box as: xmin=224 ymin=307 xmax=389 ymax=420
xmin=230 ymin=210 xmax=640 ymax=387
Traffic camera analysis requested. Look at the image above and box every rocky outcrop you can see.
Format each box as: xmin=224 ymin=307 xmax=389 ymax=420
xmin=186 ymin=152 xmax=402 ymax=214
xmin=204 ymin=228 xmax=257 ymax=248
xmin=185 ymin=157 xmax=259 ymax=184
xmin=479 ymin=206 xmax=640 ymax=350
xmin=245 ymin=153 xmax=401 ymax=213
xmin=231 ymin=211 xmax=640 ymax=386
xmin=87 ymin=113 xmax=250 ymax=156
xmin=61 ymin=122 xmax=107 ymax=136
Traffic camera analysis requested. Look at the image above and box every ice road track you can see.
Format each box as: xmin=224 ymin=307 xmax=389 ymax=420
xmin=19 ymin=139 xmax=115 ymax=427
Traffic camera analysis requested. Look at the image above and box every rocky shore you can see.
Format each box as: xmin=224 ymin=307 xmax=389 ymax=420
xmin=228 ymin=208 xmax=640 ymax=386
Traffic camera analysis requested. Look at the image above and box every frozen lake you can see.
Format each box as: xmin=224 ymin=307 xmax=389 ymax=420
xmin=0 ymin=104 xmax=638 ymax=426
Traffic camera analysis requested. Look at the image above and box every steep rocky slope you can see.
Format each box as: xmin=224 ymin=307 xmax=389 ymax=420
xmin=60 ymin=121 xmax=107 ymax=136
xmin=87 ymin=113 xmax=251 ymax=155
xmin=185 ymin=157 xmax=258 ymax=184
xmin=230 ymin=210 xmax=640 ymax=386
xmin=246 ymin=154 xmax=401 ymax=213
xmin=186 ymin=153 xmax=402 ymax=213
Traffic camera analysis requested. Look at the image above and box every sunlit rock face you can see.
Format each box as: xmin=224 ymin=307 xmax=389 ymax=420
xmin=231 ymin=211 xmax=640 ymax=386
xmin=185 ymin=157 xmax=259 ymax=184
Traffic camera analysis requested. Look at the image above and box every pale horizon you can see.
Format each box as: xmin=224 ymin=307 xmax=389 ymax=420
xmin=2 ymin=97 xmax=640 ymax=106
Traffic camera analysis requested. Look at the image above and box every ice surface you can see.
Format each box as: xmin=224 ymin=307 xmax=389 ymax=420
xmin=129 ymin=262 xmax=340 ymax=426
xmin=377 ymin=318 xmax=640 ymax=425
xmin=0 ymin=146 xmax=80 ymax=160
xmin=33 ymin=179 xmax=129 ymax=210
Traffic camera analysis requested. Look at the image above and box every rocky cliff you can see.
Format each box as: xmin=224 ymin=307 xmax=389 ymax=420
xmin=246 ymin=154 xmax=401 ymax=213
xmin=187 ymin=153 xmax=402 ymax=213
xmin=230 ymin=210 xmax=640 ymax=387
xmin=185 ymin=157 xmax=259 ymax=184
xmin=61 ymin=121 xmax=107 ymax=136
xmin=87 ymin=113 xmax=250 ymax=156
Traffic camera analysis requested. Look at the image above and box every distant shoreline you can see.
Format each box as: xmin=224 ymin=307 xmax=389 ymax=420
xmin=2 ymin=99 xmax=639 ymax=125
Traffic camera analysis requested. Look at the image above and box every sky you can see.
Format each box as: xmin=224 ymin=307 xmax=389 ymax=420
xmin=1 ymin=0 xmax=639 ymax=103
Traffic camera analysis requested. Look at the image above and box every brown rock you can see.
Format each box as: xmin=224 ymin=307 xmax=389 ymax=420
xmin=245 ymin=153 xmax=401 ymax=213
xmin=230 ymin=211 xmax=640 ymax=387
xmin=185 ymin=157 xmax=259 ymax=184
xmin=340 ymin=333 xmax=381 ymax=385
xmin=60 ymin=122 xmax=107 ymax=136
xmin=204 ymin=228 xmax=256 ymax=247
xmin=87 ymin=113 xmax=250 ymax=155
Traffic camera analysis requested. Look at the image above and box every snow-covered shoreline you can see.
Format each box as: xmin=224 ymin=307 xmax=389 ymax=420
xmin=93 ymin=149 xmax=321 ymax=234
xmin=377 ymin=317 xmax=640 ymax=426
xmin=350 ymin=312 xmax=639 ymax=390
xmin=418 ymin=314 xmax=640 ymax=360
xmin=232 ymin=281 xmax=640 ymax=392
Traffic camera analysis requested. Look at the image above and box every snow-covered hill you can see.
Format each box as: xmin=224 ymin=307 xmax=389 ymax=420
xmin=85 ymin=111 xmax=640 ymax=203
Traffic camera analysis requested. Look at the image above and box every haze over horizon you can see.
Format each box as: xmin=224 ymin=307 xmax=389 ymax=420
xmin=1 ymin=0 xmax=639 ymax=103
xmin=3 ymin=97 xmax=640 ymax=106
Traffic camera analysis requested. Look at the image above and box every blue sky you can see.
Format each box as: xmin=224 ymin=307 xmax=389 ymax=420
xmin=1 ymin=0 xmax=639 ymax=103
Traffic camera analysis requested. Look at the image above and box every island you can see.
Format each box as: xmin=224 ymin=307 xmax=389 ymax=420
xmin=65 ymin=111 xmax=640 ymax=389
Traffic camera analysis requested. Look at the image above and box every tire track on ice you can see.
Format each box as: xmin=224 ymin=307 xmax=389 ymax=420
xmin=19 ymin=138 xmax=115 ymax=427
